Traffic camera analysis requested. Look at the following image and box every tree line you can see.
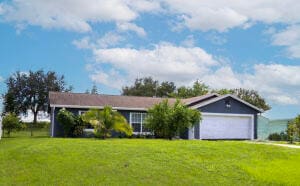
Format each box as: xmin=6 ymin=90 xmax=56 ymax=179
xmin=122 ymin=77 xmax=271 ymax=111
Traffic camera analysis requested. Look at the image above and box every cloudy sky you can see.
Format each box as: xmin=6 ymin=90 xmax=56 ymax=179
xmin=0 ymin=0 xmax=300 ymax=119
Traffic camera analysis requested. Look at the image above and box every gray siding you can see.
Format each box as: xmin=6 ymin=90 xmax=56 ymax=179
xmin=51 ymin=107 xmax=146 ymax=137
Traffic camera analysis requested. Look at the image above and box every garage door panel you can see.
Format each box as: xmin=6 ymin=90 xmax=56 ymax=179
xmin=200 ymin=114 xmax=252 ymax=139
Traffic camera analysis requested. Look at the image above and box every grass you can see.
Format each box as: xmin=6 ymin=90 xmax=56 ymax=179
xmin=0 ymin=135 xmax=300 ymax=185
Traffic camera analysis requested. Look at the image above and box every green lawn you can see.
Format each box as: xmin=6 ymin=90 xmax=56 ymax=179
xmin=0 ymin=137 xmax=300 ymax=185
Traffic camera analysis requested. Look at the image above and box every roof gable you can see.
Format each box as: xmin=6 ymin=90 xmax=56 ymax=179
xmin=191 ymin=94 xmax=264 ymax=113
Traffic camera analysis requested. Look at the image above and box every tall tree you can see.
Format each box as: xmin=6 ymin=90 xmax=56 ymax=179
xmin=91 ymin=84 xmax=98 ymax=94
xmin=214 ymin=88 xmax=271 ymax=111
xmin=171 ymin=81 xmax=209 ymax=98
xmin=122 ymin=77 xmax=159 ymax=97
xmin=156 ymin=81 xmax=176 ymax=97
xmin=3 ymin=70 xmax=67 ymax=136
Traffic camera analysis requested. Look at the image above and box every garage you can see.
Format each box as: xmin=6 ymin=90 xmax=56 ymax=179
xmin=199 ymin=113 xmax=254 ymax=139
xmin=188 ymin=94 xmax=262 ymax=140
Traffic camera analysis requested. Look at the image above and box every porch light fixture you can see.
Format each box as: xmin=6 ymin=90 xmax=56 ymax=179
xmin=225 ymin=100 xmax=231 ymax=108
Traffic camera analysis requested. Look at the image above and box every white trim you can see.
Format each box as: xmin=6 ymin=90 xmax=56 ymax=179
xmin=78 ymin=110 xmax=87 ymax=115
xmin=51 ymin=106 xmax=55 ymax=137
xmin=197 ymin=112 xmax=255 ymax=140
xmin=129 ymin=112 xmax=148 ymax=134
xmin=50 ymin=104 xmax=147 ymax=111
xmin=191 ymin=94 xmax=264 ymax=113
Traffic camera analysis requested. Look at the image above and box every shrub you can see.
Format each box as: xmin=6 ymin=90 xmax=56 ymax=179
xmin=24 ymin=122 xmax=50 ymax=129
xmin=56 ymin=109 xmax=86 ymax=137
xmin=146 ymin=99 xmax=201 ymax=140
xmin=2 ymin=113 xmax=22 ymax=137
xmin=268 ymin=132 xmax=288 ymax=141
xmin=56 ymin=109 xmax=76 ymax=137
xmin=287 ymin=119 xmax=299 ymax=143
xmin=81 ymin=107 xmax=132 ymax=139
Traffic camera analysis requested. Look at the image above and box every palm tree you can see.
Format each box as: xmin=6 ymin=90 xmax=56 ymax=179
xmin=82 ymin=106 xmax=132 ymax=139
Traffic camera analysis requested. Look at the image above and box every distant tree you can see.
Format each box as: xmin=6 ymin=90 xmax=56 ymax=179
xmin=122 ymin=77 xmax=158 ymax=97
xmin=2 ymin=113 xmax=22 ymax=137
xmin=3 ymin=70 xmax=67 ymax=136
xmin=91 ymin=84 xmax=98 ymax=94
xmin=214 ymin=88 xmax=271 ymax=111
xmin=82 ymin=107 xmax=132 ymax=139
xmin=2 ymin=91 xmax=19 ymax=115
xmin=146 ymin=99 xmax=201 ymax=140
xmin=212 ymin=88 xmax=234 ymax=95
xmin=171 ymin=81 xmax=209 ymax=98
xmin=85 ymin=89 xmax=90 ymax=94
xmin=156 ymin=81 xmax=176 ymax=97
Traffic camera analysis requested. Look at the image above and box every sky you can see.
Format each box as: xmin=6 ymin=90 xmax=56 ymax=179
xmin=0 ymin=0 xmax=300 ymax=119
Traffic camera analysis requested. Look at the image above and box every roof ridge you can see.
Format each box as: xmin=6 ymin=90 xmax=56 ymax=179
xmin=49 ymin=91 xmax=177 ymax=100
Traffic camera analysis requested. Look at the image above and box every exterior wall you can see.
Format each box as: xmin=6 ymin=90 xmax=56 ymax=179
xmin=51 ymin=107 xmax=146 ymax=137
xmin=257 ymin=115 xmax=291 ymax=140
xmin=193 ymin=97 xmax=259 ymax=139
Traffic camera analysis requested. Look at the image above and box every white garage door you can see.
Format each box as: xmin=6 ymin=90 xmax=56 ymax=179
xmin=200 ymin=113 xmax=253 ymax=139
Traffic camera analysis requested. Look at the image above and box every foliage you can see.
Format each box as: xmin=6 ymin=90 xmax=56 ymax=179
xmin=91 ymin=84 xmax=98 ymax=94
xmin=214 ymin=88 xmax=271 ymax=111
xmin=170 ymin=81 xmax=209 ymax=98
xmin=2 ymin=113 xmax=22 ymax=137
xmin=268 ymin=132 xmax=288 ymax=141
xmin=122 ymin=77 xmax=176 ymax=97
xmin=3 ymin=70 xmax=67 ymax=136
xmin=56 ymin=109 xmax=76 ymax=137
xmin=287 ymin=115 xmax=300 ymax=143
xmin=24 ymin=121 xmax=50 ymax=129
xmin=56 ymin=109 xmax=86 ymax=137
xmin=146 ymin=99 xmax=201 ymax=139
xmin=81 ymin=107 xmax=132 ymax=139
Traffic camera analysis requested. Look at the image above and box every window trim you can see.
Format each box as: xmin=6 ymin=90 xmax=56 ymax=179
xmin=78 ymin=110 xmax=87 ymax=115
xmin=129 ymin=112 xmax=150 ymax=135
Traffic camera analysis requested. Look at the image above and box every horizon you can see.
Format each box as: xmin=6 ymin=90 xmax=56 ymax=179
xmin=1 ymin=1 xmax=300 ymax=119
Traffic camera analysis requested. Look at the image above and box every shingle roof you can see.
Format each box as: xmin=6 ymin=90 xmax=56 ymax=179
xmin=49 ymin=92 xmax=218 ymax=110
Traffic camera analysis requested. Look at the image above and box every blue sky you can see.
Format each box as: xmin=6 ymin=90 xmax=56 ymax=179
xmin=0 ymin=0 xmax=300 ymax=119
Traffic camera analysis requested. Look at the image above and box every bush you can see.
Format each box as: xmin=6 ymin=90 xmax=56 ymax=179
xmin=24 ymin=122 xmax=50 ymax=129
xmin=2 ymin=113 xmax=22 ymax=137
xmin=268 ymin=132 xmax=288 ymax=141
xmin=146 ymin=99 xmax=201 ymax=140
xmin=56 ymin=109 xmax=86 ymax=137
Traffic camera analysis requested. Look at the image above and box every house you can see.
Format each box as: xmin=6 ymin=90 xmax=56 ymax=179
xmin=49 ymin=92 xmax=263 ymax=139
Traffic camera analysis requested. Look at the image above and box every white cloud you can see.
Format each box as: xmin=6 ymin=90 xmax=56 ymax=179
xmin=162 ymin=0 xmax=300 ymax=32
xmin=87 ymin=42 xmax=300 ymax=105
xmin=89 ymin=42 xmax=219 ymax=87
xmin=181 ymin=35 xmax=196 ymax=47
xmin=0 ymin=76 xmax=3 ymax=82
xmin=271 ymin=25 xmax=300 ymax=58
xmin=73 ymin=32 xmax=125 ymax=50
xmin=0 ymin=0 xmax=160 ymax=33
xmin=203 ymin=64 xmax=300 ymax=105
xmin=116 ymin=22 xmax=146 ymax=37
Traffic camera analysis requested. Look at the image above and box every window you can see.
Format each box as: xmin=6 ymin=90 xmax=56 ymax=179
xmin=130 ymin=112 xmax=148 ymax=133
xmin=78 ymin=110 xmax=93 ymax=130
xmin=78 ymin=110 xmax=87 ymax=115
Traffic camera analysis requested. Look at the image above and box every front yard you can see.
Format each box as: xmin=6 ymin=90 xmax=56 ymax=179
xmin=0 ymin=137 xmax=299 ymax=185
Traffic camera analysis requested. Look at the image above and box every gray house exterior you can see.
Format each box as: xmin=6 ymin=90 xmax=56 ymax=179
xmin=49 ymin=92 xmax=262 ymax=139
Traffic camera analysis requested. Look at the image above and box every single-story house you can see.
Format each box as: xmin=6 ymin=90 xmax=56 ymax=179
xmin=49 ymin=91 xmax=263 ymax=140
